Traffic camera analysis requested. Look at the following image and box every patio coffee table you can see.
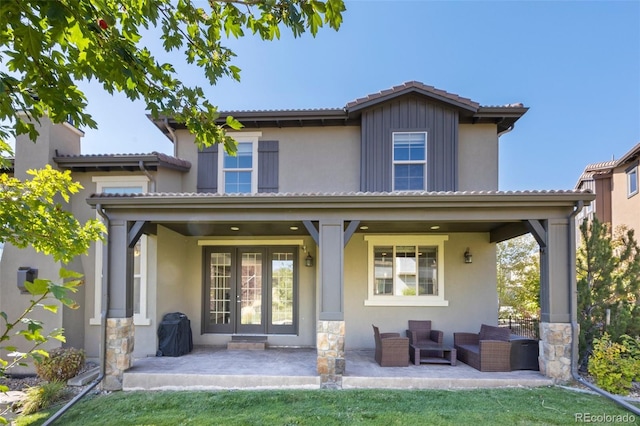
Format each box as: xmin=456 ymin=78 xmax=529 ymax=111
xmin=409 ymin=342 xmax=457 ymax=366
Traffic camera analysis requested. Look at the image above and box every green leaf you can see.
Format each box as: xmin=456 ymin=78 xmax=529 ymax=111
xmin=59 ymin=267 xmax=83 ymax=280
xmin=225 ymin=115 xmax=244 ymax=131
xmin=24 ymin=278 xmax=49 ymax=296
xmin=43 ymin=305 xmax=59 ymax=313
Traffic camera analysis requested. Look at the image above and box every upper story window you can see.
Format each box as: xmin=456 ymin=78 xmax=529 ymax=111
xmin=364 ymin=235 xmax=448 ymax=307
xmin=627 ymin=164 xmax=638 ymax=198
xmin=219 ymin=132 xmax=260 ymax=194
xmin=392 ymin=132 xmax=427 ymax=191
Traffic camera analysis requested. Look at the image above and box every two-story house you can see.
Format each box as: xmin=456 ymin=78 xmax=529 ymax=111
xmin=575 ymin=143 xmax=640 ymax=234
xmin=0 ymin=82 xmax=595 ymax=389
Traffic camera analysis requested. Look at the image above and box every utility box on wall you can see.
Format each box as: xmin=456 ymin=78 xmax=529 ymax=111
xmin=17 ymin=267 xmax=38 ymax=294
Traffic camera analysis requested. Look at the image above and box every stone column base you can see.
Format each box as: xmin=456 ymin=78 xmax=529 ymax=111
xmin=317 ymin=320 xmax=345 ymax=389
xmin=102 ymin=317 xmax=135 ymax=391
xmin=539 ymin=322 xmax=572 ymax=383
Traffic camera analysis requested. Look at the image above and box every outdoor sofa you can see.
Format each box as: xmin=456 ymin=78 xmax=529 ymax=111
xmin=453 ymin=324 xmax=512 ymax=372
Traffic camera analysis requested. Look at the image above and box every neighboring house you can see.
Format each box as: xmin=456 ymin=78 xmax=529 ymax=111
xmin=575 ymin=143 xmax=640 ymax=235
xmin=0 ymin=81 xmax=595 ymax=389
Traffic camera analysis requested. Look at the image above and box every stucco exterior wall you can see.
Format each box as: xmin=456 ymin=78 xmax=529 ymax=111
xmin=176 ymin=126 xmax=361 ymax=194
xmin=261 ymin=126 xmax=361 ymax=193
xmin=151 ymin=229 xmax=318 ymax=350
xmin=0 ymin=246 xmax=64 ymax=374
xmin=174 ymin=130 xmax=198 ymax=192
xmin=343 ymin=232 xmax=498 ymax=349
xmin=611 ymin=167 xmax=640 ymax=233
xmin=458 ymin=124 xmax=499 ymax=191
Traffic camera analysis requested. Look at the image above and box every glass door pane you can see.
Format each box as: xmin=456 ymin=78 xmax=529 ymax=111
xmin=209 ymin=252 xmax=232 ymax=327
xmin=271 ymin=252 xmax=294 ymax=326
xmin=239 ymin=252 xmax=262 ymax=326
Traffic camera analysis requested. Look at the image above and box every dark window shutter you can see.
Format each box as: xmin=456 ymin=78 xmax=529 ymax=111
xmin=258 ymin=140 xmax=279 ymax=193
xmin=197 ymin=144 xmax=218 ymax=193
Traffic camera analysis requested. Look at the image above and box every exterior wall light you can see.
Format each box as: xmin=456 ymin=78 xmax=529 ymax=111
xmin=464 ymin=248 xmax=472 ymax=264
xmin=305 ymin=253 xmax=314 ymax=267
xmin=17 ymin=266 xmax=38 ymax=294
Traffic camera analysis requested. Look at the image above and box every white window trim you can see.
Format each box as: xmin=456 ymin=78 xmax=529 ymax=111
xmin=218 ymin=132 xmax=261 ymax=194
xmin=392 ymin=131 xmax=427 ymax=192
xmin=627 ymin=165 xmax=638 ymax=198
xmin=364 ymin=235 xmax=449 ymax=307
xmin=90 ymin=176 xmax=151 ymax=326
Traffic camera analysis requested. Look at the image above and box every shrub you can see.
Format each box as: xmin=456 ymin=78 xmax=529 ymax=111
xmin=18 ymin=381 xmax=69 ymax=415
xmin=34 ymin=347 xmax=85 ymax=383
xmin=588 ymin=333 xmax=640 ymax=395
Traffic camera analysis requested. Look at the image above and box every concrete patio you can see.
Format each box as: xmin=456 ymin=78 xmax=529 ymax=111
xmin=122 ymin=346 xmax=553 ymax=391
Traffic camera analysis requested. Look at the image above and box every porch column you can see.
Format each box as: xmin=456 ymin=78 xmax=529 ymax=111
xmin=316 ymin=219 xmax=345 ymax=389
xmin=103 ymin=219 xmax=135 ymax=391
xmin=537 ymin=218 xmax=572 ymax=382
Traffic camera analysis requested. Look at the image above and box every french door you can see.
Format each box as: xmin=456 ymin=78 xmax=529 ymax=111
xmin=203 ymin=246 xmax=297 ymax=335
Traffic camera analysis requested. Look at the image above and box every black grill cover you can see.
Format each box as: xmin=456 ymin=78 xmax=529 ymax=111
xmin=157 ymin=312 xmax=193 ymax=357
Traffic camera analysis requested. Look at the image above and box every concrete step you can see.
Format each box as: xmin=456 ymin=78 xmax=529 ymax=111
xmin=227 ymin=336 xmax=267 ymax=350
xmin=227 ymin=340 xmax=267 ymax=350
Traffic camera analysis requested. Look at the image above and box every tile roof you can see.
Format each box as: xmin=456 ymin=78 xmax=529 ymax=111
xmin=345 ymin=81 xmax=481 ymax=111
xmin=54 ymin=152 xmax=191 ymax=171
xmin=575 ymin=143 xmax=640 ymax=188
xmin=91 ymin=189 xmax=593 ymax=198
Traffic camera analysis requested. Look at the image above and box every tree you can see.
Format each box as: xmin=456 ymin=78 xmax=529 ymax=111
xmin=577 ymin=217 xmax=640 ymax=369
xmin=497 ymin=234 xmax=540 ymax=318
xmin=0 ymin=166 xmax=105 ymax=261
xmin=0 ymin=168 xmax=105 ymax=423
xmin=0 ymin=0 xmax=346 ymax=166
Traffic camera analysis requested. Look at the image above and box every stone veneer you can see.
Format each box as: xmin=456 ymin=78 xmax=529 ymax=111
xmin=316 ymin=320 xmax=345 ymax=389
xmin=103 ymin=317 xmax=135 ymax=391
xmin=539 ymin=322 xmax=572 ymax=382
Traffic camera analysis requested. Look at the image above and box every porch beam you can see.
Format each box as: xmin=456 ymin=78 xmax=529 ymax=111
xmin=343 ymin=220 xmax=360 ymax=247
xmin=489 ymin=222 xmax=528 ymax=243
xmin=538 ymin=218 xmax=571 ymax=323
xmin=319 ymin=219 xmax=344 ymax=320
xmin=128 ymin=220 xmax=147 ymax=248
xmin=526 ymin=219 xmax=547 ymax=248
xmin=303 ymin=220 xmax=319 ymax=245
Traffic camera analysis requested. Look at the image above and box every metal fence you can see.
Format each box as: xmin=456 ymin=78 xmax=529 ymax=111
xmin=499 ymin=316 xmax=540 ymax=340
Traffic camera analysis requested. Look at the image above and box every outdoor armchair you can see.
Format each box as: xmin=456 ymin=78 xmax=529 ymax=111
xmin=405 ymin=320 xmax=443 ymax=346
xmin=372 ymin=324 xmax=409 ymax=367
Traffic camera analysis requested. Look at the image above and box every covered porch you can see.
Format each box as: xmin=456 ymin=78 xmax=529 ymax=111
xmin=87 ymin=190 xmax=595 ymax=390
xmin=122 ymin=346 xmax=552 ymax=391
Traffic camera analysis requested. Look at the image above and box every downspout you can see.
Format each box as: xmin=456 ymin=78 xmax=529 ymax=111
xmin=497 ymin=124 xmax=515 ymax=138
xmin=138 ymin=161 xmax=156 ymax=193
xmin=164 ymin=118 xmax=178 ymax=158
xmin=43 ymin=204 xmax=110 ymax=425
xmin=568 ymin=201 xmax=640 ymax=416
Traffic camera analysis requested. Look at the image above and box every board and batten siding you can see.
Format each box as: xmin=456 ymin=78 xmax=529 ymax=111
xmin=360 ymin=96 xmax=459 ymax=192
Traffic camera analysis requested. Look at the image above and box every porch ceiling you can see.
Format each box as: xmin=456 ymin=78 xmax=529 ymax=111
xmin=156 ymin=219 xmax=518 ymax=237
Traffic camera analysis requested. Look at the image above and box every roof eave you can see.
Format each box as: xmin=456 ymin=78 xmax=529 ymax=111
xmin=54 ymin=154 xmax=191 ymax=172
xmin=87 ymin=191 xmax=595 ymax=210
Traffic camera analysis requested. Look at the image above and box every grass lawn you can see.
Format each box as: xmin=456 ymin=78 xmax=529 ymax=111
xmin=15 ymin=386 xmax=639 ymax=426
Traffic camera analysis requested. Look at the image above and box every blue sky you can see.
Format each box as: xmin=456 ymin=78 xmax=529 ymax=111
xmin=77 ymin=0 xmax=640 ymax=191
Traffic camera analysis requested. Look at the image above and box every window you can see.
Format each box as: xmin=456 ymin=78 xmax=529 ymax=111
xmin=627 ymin=165 xmax=638 ymax=198
xmin=393 ymin=132 xmax=427 ymax=191
xmin=90 ymin=176 xmax=150 ymax=326
xmin=364 ymin=235 xmax=448 ymax=306
xmin=218 ymin=132 xmax=261 ymax=194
